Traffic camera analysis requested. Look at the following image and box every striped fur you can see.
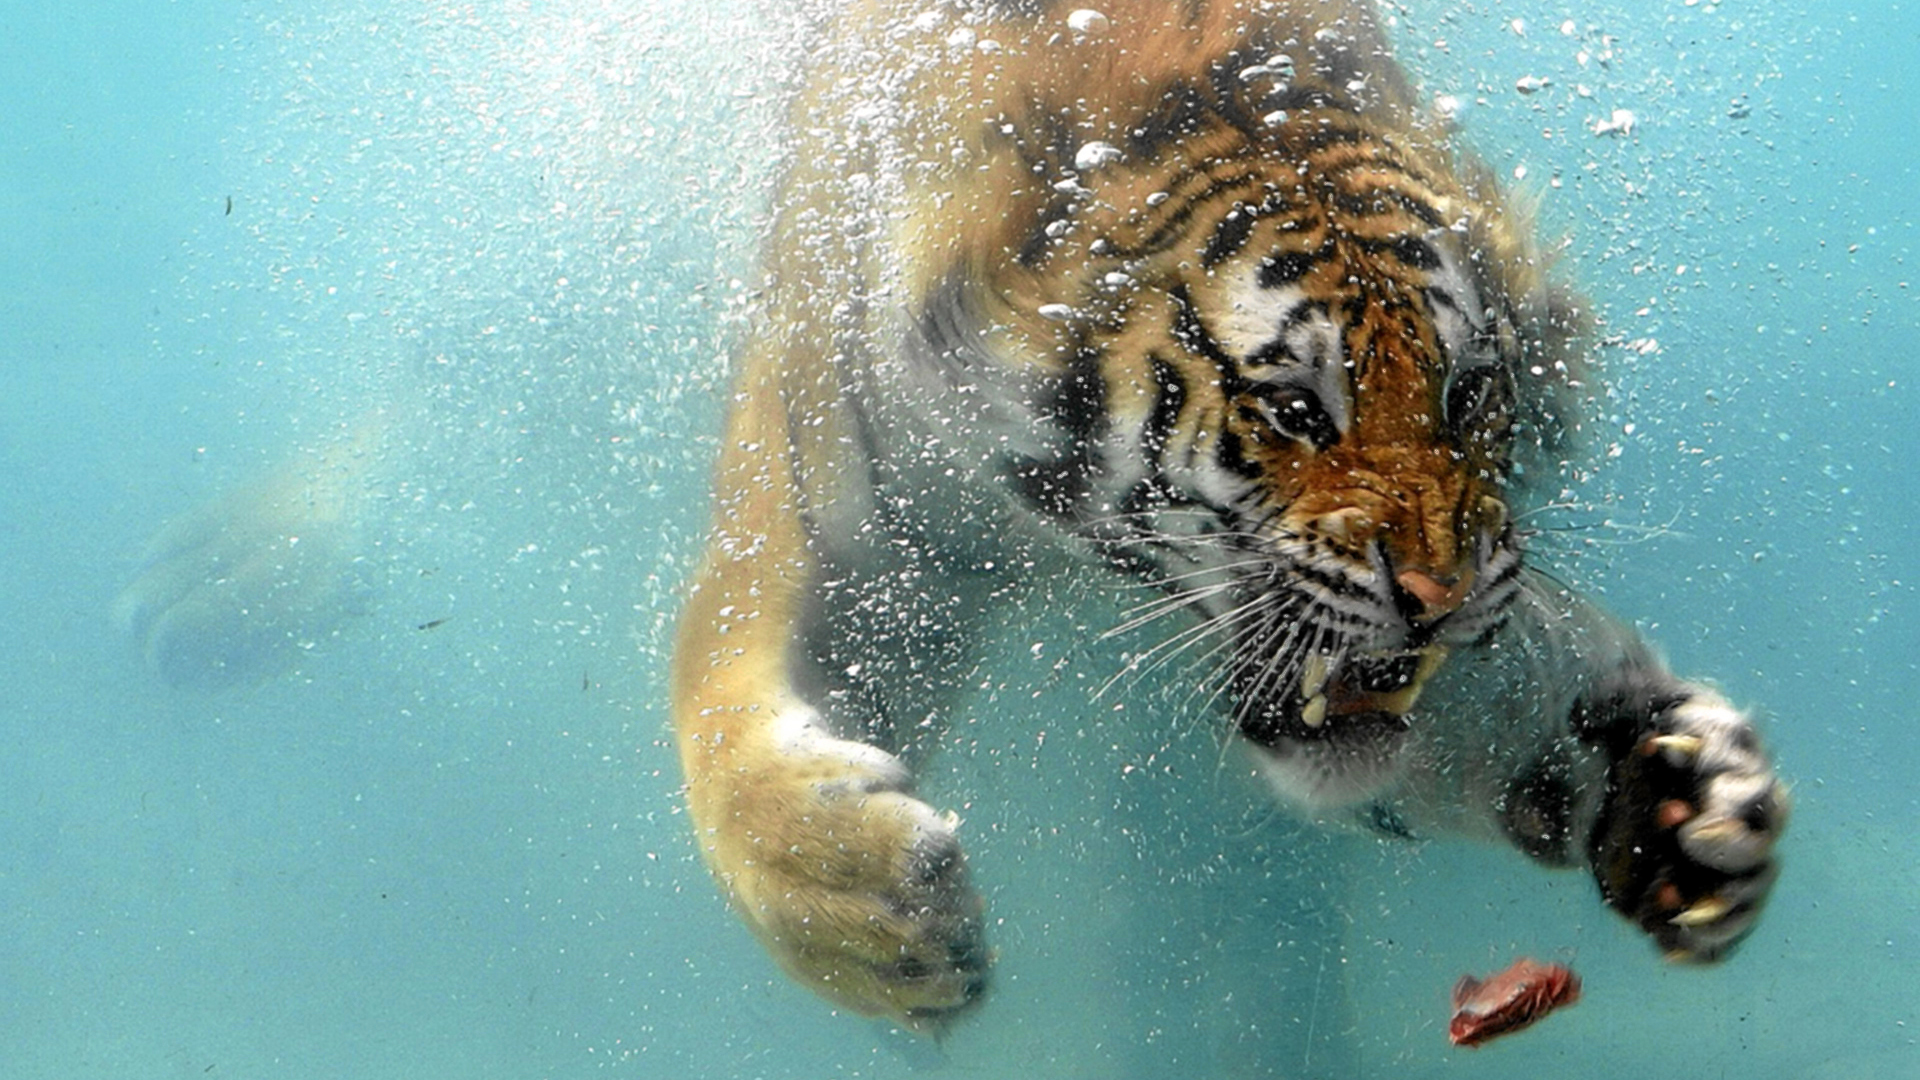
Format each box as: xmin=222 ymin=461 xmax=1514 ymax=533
xmin=672 ymin=0 xmax=1785 ymax=1030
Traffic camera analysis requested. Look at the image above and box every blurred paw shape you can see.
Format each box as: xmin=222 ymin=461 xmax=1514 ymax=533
xmin=114 ymin=426 xmax=382 ymax=688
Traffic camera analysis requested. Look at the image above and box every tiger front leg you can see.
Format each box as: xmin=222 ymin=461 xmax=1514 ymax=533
xmin=1422 ymin=576 xmax=1790 ymax=962
xmin=1583 ymin=680 xmax=1789 ymax=960
xmin=678 ymin=691 xmax=987 ymax=1026
xmin=669 ymin=396 xmax=988 ymax=1029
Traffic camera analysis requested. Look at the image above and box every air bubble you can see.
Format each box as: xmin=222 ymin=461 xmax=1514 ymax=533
xmin=1066 ymin=9 xmax=1110 ymax=37
xmin=1074 ymin=141 xmax=1122 ymax=170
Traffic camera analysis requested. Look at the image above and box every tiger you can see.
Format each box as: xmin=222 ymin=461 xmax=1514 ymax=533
xmin=669 ymin=0 xmax=1788 ymax=1030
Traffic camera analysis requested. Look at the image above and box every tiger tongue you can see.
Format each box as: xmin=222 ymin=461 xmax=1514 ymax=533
xmin=1320 ymin=647 xmax=1450 ymax=719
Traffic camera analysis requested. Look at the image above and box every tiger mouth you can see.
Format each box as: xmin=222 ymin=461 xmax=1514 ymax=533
xmin=1300 ymin=646 xmax=1449 ymax=728
xmin=1240 ymin=645 xmax=1449 ymax=746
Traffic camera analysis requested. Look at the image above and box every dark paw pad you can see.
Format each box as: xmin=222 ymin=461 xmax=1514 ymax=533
xmin=1590 ymin=691 xmax=1787 ymax=959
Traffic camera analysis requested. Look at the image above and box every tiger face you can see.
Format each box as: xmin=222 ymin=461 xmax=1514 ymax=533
xmin=1092 ymin=191 xmax=1545 ymax=801
xmin=942 ymin=39 xmax=1575 ymax=805
xmin=1144 ymin=240 xmax=1519 ymax=769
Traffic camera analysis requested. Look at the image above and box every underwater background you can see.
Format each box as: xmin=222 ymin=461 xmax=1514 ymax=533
xmin=2 ymin=1 xmax=1913 ymax=1077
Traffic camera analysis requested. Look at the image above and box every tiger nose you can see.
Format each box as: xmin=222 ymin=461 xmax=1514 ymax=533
xmin=1393 ymin=567 xmax=1474 ymax=624
xmin=1386 ymin=494 xmax=1504 ymax=623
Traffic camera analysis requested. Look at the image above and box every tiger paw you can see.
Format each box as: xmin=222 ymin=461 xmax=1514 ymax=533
xmin=114 ymin=428 xmax=381 ymax=688
xmin=698 ymin=735 xmax=988 ymax=1029
xmin=1589 ymin=687 xmax=1789 ymax=960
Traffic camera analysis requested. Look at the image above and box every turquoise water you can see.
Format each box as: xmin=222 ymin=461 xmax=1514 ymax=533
xmin=2 ymin=2 xmax=1913 ymax=1077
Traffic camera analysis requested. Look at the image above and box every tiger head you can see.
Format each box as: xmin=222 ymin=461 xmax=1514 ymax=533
xmin=1010 ymin=119 xmax=1585 ymax=807
xmin=865 ymin=5 xmax=1589 ymax=807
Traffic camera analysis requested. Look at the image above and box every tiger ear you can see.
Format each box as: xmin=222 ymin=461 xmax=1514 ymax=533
xmin=1430 ymin=114 xmax=1600 ymax=483
xmin=1462 ymin=170 xmax=1596 ymax=468
xmin=1513 ymin=277 xmax=1595 ymax=461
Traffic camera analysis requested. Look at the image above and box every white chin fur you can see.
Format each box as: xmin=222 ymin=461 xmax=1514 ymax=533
xmin=1244 ymin=732 xmax=1411 ymax=812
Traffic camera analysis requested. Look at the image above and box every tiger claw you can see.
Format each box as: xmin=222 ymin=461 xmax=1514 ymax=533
xmin=1681 ymin=816 xmax=1747 ymax=846
xmin=1642 ymin=733 xmax=1705 ymax=760
xmin=1669 ymin=895 xmax=1733 ymax=928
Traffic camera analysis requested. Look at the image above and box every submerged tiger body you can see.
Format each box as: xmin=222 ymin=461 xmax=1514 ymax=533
xmin=671 ymin=0 xmax=1786 ymax=1027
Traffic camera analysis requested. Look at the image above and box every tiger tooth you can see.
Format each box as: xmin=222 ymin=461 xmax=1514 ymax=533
xmin=1479 ymin=495 xmax=1509 ymax=535
xmin=1302 ymin=653 xmax=1331 ymax=699
xmin=1669 ymin=895 xmax=1733 ymax=928
xmin=1301 ymin=694 xmax=1328 ymax=728
xmin=1371 ymin=647 xmax=1450 ymax=715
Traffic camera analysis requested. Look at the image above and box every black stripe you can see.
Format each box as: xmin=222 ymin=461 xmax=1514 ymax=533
xmin=1201 ymin=207 xmax=1258 ymax=267
xmin=1143 ymin=354 xmax=1188 ymax=464
xmin=1267 ymin=84 xmax=1349 ymax=118
xmin=1205 ymin=48 xmax=1270 ymax=140
xmin=1017 ymin=193 xmax=1075 ymax=267
xmin=1117 ymin=473 xmax=1206 ymax=521
xmin=1007 ymin=107 xmax=1086 ymax=267
xmin=1050 ymin=345 xmax=1109 ymax=451
xmin=1006 ymin=346 xmax=1108 ymax=520
xmin=915 ymin=272 xmax=985 ymax=379
xmin=1274 ymin=556 xmax=1374 ymax=604
xmin=1257 ymin=248 xmax=1323 ymax=288
xmin=1330 ymin=188 xmax=1445 ymax=229
xmin=1468 ymin=613 xmax=1512 ymax=650
xmin=1289 ymin=119 xmax=1384 ymax=156
xmin=1241 ymin=300 xmax=1314 ymax=368
xmin=1297 ymin=124 xmax=1446 ymax=193
xmin=1168 ymin=284 xmax=1244 ymax=393
xmin=1214 ymin=429 xmax=1262 ymax=480
xmin=1353 ymin=233 xmax=1446 ymax=279
xmin=1246 ymin=386 xmax=1340 ymax=451
xmin=1107 ymin=170 xmax=1264 ymax=259
xmin=1387 ymin=234 xmax=1441 ymax=271
xmin=1479 ymin=546 xmax=1524 ymax=592
xmin=1125 ymin=82 xmax=1213 ymax=161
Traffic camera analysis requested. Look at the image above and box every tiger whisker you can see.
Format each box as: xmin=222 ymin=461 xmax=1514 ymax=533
xmin=1105 ymin=577 xmax=1242 ymax=641
xmin=1101 ymin=575 xmax=1315 ymax=714
xmin=1213 ymin=586 xmax=1340 ymax=715
xmin=1098 ymin=586 xmax=1280 ymax=702
xmin=1108 ymin=552 xmax=1274 ymax=597
xmin=1513 ymin=503 xmax=1687 ymax=544
xmin=1509 ymin=498 xmax=1589 ymax=524
xmin=1112 ymin=554 xmax=1275 ymax=593
xmin=1227 ymin=606 xmax=1337 ymax=729
xmin=1168 ymin=593 xmax=1300 ymax=722
xmin=1214 ymin=602 xmax=1311 ymax=722
xmin=1079 ymin=509 xmax=1300 ymax=553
